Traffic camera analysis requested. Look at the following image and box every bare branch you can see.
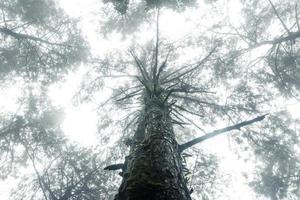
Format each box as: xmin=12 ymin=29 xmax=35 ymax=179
xmin=267 ymin=0 xmax=290 ymax=34
xmin=163 ymin=46 xmax=217 ymax=84
xmin=153 ymin=8 xmax=160 ymax=82
xmin=262 ymin=31 xmax=300 ymax=45
xmin=296 ymin=4 xmax=300 ymax=31
xmin=171 ymin=110 xmax=188 ymax=122
xmin=97 ymin=85 xmax=142 ymax=108
xmin=179 ymin=114 xmax=268 ymax=152
xmin=162 ymin=89 xmax=174 ymax=104
xmin=129 ymin=50 xmax=150 ymax=81
xmin=173 ymin=104 xmax=204 ymax=118
xmin=172 ymin=109 xmax=205 ymax=133
xmin=136 ymin=75 xmax=151 ymax=92
xmin=171 ymin=94 xmax=221 ymax=107
xmin=123 ymin=112 xmax=140 ymax=134
xmin=172 ymin=87 xmax=215 ymax=95
xmin=116 ymin=89 xmax=142 ymax=101
xmin=156 ymin=50 xmax=170 ymax=81
xmin=0 ymin=27 xmax=66 ymax=46
xmin=104 ymin=163 xmax=124 ymax=171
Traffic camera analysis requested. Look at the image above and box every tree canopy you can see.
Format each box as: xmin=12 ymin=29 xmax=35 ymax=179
xmin=0 ymin=0 xmax=299 ymax=200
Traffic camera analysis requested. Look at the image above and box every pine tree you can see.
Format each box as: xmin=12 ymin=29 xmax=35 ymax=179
xmin=103 ymin=11 xmax=267 ymax=199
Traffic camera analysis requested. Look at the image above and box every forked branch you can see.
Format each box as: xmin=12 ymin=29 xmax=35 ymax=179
xmin=179 ymin=114 xmax=268 ymax=152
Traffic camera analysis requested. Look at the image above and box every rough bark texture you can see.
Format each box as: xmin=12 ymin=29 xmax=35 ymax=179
xmin=115 ymin=88 xmax=191 ymax=200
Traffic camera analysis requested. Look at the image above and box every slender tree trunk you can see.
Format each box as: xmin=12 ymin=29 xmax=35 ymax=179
xmin=115 ymin=88 xmax=191 ymax=200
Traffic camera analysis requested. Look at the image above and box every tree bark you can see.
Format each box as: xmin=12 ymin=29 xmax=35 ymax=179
xmin=115 ymin=88 xmax=191 ymax=200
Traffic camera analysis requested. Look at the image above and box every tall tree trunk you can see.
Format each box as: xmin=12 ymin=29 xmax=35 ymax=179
xmin=115 ymin=88 xmax=191 ymax=200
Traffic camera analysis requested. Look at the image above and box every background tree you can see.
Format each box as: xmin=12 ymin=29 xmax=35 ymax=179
xmin=0 ymin=0 xmax=109 ymax=199
xmin=0 ymin=0 xmax=88 ymax=83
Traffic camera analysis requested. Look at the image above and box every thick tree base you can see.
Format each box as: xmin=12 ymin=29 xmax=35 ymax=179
xmin=115 ymin=134 xmax=191 ymax=200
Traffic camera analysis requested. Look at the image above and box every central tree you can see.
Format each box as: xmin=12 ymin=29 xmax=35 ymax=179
xmin=104 ymin=11 xmax=266 ymax=199
xmin=115 ymin=61 xmax=192 ymax=199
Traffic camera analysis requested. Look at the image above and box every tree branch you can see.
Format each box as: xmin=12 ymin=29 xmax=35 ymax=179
xmin=267 ymin=0 xmax=290 ymax=34
xmin=179 ymin=114 xmax=268 ymax=152
xmin=264 ymin=31 xmax=300 ymax=45
xmin=129 ymin=50 xmax=150 ymax=81
xmin=156 ymin=50 xmax=170 ymax=82
xmin=173 ymin=104 xmax=204 ymax=118
xmin=172 ymin=108 xmax=205 ymax=133
xmin=296 ymin=4 xmax=300 ymax=31
xmin=116 ymin=89 xmax=142 ymax=101
xmin=104 ymin=163 xmax=124 ymax=171
xmin=162 ymin=46 xmax=217 ymax=84
xmin=153 ymin=8 xmax=160 ymax=82
xmin=0 ymin=27 xmax=65 ymax=46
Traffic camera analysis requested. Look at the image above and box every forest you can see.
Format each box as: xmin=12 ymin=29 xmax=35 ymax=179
xmin=0 ymin=0 xmax=299 ymax=199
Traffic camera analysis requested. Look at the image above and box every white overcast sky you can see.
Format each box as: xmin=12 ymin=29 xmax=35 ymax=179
xmin=0 ymin=0 xmax=299 ymax=199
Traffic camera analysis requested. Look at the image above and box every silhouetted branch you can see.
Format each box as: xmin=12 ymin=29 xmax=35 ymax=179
xmin=171 ymin=94 xmax=221 ymax=107
xmin=104 ymin=163 xmax=124 ymax=171
xmin=153 ymin=9 xmax=160 ymax=82
xmin=171 ymin=111 xmax=189 ymax=128
xmin=267 ymin=0 xmax=290 ymax=34
xmin=123 ymin=111 xmax=140 ymax=133
xmin=156 ymin=50 xmax=170 ymax=81
xmin=162 ymin=89 xmax=174 ymax=104
xmin=262 ymin=31 xmax=300 ymax=45
xmin=129 ymin=50 xmax=150 ymax=81
xmin=172 ymin=94 xmax=258 ymax=113
xmin=295 ymin=4 xmax=300 ymax=31
xmin=179 ymin=114 xmax=268 ymax=152
xmin=172 ymin=88 xmax=215 ymax=95
xmin=116 ymin=89 xmax=142 ymax=101
xmin=171 ymin=119 xmax=189 ymax=128
xmin=228 ymin=29 xmax=300 ymax=53
xmin=97 ymin=85 xmax=142 ymax=108
xmin=173 ymin=109 xmax=205 ymax=133
xmin=0 ymin=27 xmax=66 ymax=46
xmin=173 ymin=104 xmax=204 ymax=118
xmin=162 ymin=46 xmax=217 ymax=84
xmin=136 ymin=75 xmax=151 ymax=92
